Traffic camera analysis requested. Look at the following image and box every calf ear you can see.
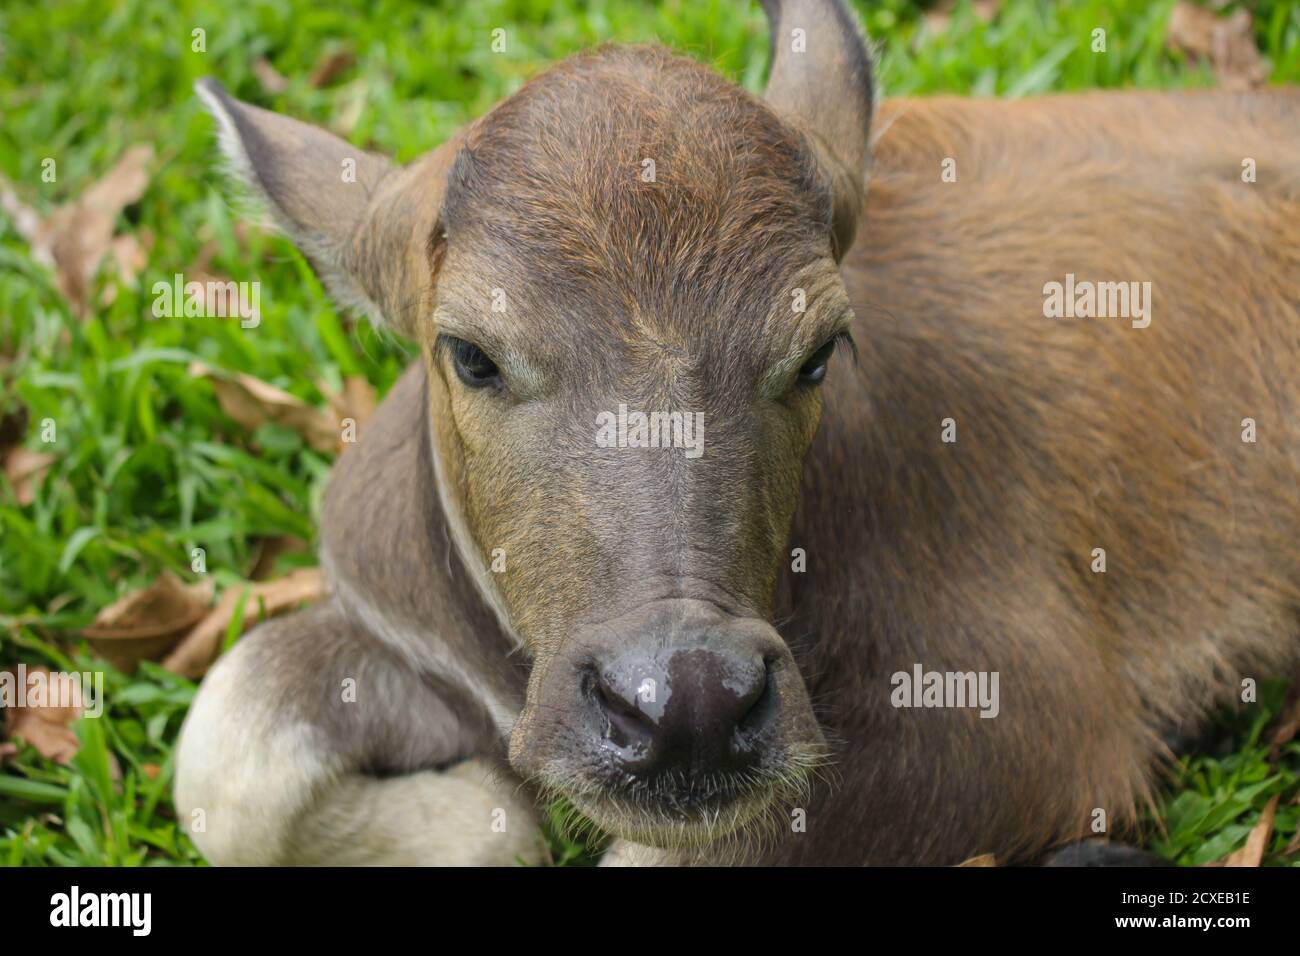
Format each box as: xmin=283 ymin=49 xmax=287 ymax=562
xmin=760 ymin=0 xmax=874 ymax=260
xmin=195 ymin=78 xmax=447 ymax=335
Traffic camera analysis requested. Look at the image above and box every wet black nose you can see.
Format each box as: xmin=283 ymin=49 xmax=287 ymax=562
xmin=589 ymin=646 xmax=775 ymax=776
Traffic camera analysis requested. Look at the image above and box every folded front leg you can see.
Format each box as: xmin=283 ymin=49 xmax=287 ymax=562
xmin=175 ymin=599 xmax=545 ymax=866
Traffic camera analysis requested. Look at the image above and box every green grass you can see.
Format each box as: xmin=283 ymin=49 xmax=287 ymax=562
xmin=1148 ymin=680 xmax=1299 ymax=867
xmin=1 ymin=0 xmax=1298 ymax=866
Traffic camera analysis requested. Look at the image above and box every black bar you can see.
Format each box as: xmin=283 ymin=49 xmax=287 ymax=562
xmin=0 ymin=865 xmax=1284 ymax=941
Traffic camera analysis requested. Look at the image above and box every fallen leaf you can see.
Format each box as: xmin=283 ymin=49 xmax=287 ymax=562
xmin=1167 ymin=2 xmax=1268 ymax=91
xmin=162 ymin=568 xmax=325 ymax=678
xmin=109 ymin=231 xmax=148 ymax=282
xmin=923 ymin=0 xmax=999 ymax=33
xmin=922 ymin=8 xmax=949 ymax=33
xmin=171 ymin=236 xmax=247 ymax=318
xmin=0 ymin=400 xmax=38 ymax=504
xmin=0 ymin=180 xmax=42 ymax=240
xmin=189 ymin=361 xmax=340 ymax=452
xmin=98 ymin=229 xmax=153 ymax=307
xmin=340 ymin=376 xmax=377 ymax=427
xmin=82 ymin=571 xmax=214 ymax=673
xmin=252 ymin=56 xmax=290 ymax=95
xmin=1267 ymin=676 xmax=1300 ymax=761
xmin=1223 ymin=794 xmax=1280 ymax=867
xmin=249 ymin=534 xmax=308 ymax=581
xmin=1168 ymin=2 xmax=1219 ymax=54
xmin=193 ymin=218 xmax=270 ymax=260
xmin=1 ymin=665 xmax=85 ymax=764
xmin=180 ymin=268 xmax=245 ymax=318
xmin=4 ymin=447 xmax=55 ymax=506
xmin=319 ymin=374 xmax=377 ymax=450
xmin=0 ymin=145 xmax=154 ymax=317
xmin=308 ymin=47 xmax=355 ymax=88
xmin=330 ymin=79 xmax=371 ymax=138
xmin=956 ymin=853 xmax=997 ymax=866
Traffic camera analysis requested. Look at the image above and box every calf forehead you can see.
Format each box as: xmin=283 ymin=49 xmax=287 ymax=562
xmin=440 ymin=46 xmax=834 ymax=349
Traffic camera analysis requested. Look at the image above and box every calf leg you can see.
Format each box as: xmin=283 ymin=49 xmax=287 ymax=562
xmin=1038 ymin=839 xmax=1169 ymax=867
xmin=599 ymin=840 xmax=686 ymax=866
xmin=286 ymin=758 xmax=543 ymax=866
xmin=175 ymin=599 xmax=545 ymax=866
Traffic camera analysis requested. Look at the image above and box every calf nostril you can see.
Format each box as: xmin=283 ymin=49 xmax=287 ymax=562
xmin=580 ymin=648 xmax=780 ymax=776
xmin=736 ymin=662 xmax=774 ymax=735
xmin=593 ymin=673 xmax=656 ymax=750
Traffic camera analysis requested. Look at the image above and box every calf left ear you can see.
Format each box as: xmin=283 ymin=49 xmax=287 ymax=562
xmin=760 ymin=0 xmax=874 ymax=260
xmin=196 ymin=78 xmax=450 ymax=335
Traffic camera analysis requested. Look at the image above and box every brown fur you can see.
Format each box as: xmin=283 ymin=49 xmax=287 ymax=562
xmin=779 ymin=88 xmax=1300 ymax=863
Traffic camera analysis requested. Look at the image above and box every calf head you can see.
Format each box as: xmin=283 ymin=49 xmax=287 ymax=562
xmin=200 ymin=0 xmax=873 ymax=850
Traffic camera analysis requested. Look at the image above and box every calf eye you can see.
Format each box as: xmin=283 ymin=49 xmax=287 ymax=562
xmin=443 ymin=336 xmax=500 ymax=388
xmin=797 ymin=337 xmax=839 ymax=386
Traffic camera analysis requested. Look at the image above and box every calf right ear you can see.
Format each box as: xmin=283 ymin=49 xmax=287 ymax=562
xmin=196 ymin=78 xmax=450 ymax=336
xmin=760 ymin=0 xmax=874 ymax=260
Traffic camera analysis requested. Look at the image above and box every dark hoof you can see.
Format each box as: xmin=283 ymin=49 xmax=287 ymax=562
xmin=1038 ymin=839 xmax=1170 ymax=867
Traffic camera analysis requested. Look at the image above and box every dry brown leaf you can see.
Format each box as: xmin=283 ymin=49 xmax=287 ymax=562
xmin=1223 ymin=794 xmax=1280 ymax=867
xmin=252 ymin=56 xmax=290 ymax=95
xmin=308 ymin=48 xmax=355 ymax=88
xmin=330 ymin=79 xmax=371 ymax=138
xmin=249 ymin=534 xmax=308 ymax=581
xmin=922 ymin=8 xmax=949 ymax=33
xmin=924 ymin=0 xmax=999 ymax=33
xmin=319 ymin=374 xmax=377 ymax=451
xmin=1168 ymin=2 xmax=1222 ymax=54
xmin=1267 ymin=677 xmax=1300 ymax=761
xmin=179 ymin=268 xmax=244 ymax=317
xmin=190 ymin=360 xmax=339 ymax=452
xmin=956 ymin=853 xmax=997 ymax=866
xmin=341 ymin=376 xmax=377 ymax=427
xmin=0 ymin=145 xmax=154 ymax=317
xmin=161 ymin=568 xmax=325 ymax=678
xmin=0 ymin=401 xmax=51 ymax=506
xmin=99 ymin=229 xmax=153 ymax=307
xmin=1167 ymin=2 xmax=1268 ymax=91
xmin=1 ymin=665 xmax=122 ymax=777
xmin=5 ymin=447 xmax=55 ymax=506
xmin=1 ymin=665 xmax=85 ymax=764
xmin=192 ymin=220 xmax=269 ymax=267
xmin=109 ymin=232 xmax=148 ymax=283
xmin=0 ymin=179 xmax=42 ymax=241
xmin=176 ymin=235 xmax=252 ymax=317
xmin=82 ymin=571 xmax=214 ymax=673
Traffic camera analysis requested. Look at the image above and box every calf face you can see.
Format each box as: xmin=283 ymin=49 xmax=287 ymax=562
xmin=199 ymin=0 xmax=873 ymax=849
